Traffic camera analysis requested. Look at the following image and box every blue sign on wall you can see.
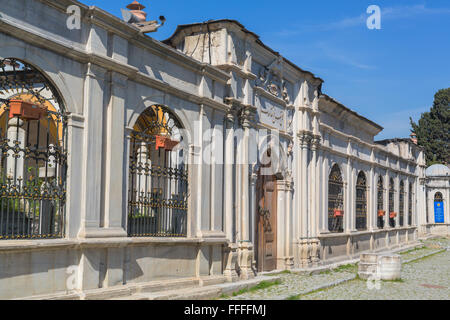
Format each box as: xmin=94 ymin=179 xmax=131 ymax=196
xmin=434 ymin=201 xmax=444 ymax=223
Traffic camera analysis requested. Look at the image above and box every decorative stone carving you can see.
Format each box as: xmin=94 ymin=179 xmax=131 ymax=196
xmin=311 ymin=135 xmax=322 ymax=151
xmin=255 ymin=57 xmax=290 ymax=103
xmin=282 ymin=80 xmax=291 ymax=104
xmin=298 ymin=131 xmax=313 ymax=148
xmin=239 ymin=105 xmax=257 ymax=129
xmin=259 ymin=102 xmax=284 ymax=127
xmin=286 ymin=107 xmax=294 ymax=134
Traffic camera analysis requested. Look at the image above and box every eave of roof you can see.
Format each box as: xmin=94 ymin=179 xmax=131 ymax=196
xmin=163 ymin=19 xmax=324 ymax=84
xmin=320 ymin=93 xmax=384 ymax=132
xmin=375 ymin=138 xmax=425 ymax=151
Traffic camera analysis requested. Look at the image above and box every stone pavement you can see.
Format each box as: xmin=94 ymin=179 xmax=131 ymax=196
xmin=220 ymin=237 xmax=450 ymax=300
xmin=221 ymin=266 xmax=358 ymax=300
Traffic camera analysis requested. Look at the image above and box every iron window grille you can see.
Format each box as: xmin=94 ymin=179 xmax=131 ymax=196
xmin=408 ymin=183 xmax=413 ymax=226
xmin=0 ymin=58 xmax=68 ymax=240
xmin=434 ymin=192 xmax=443 ymax=202
xmin=355 ymin=171 xmax=367 ymax=230
xmin=377 ymin=176 xmax=385 ymax=229
xmin=328 ymin=164 xmax=344 ymax=233
xmin=127 ymin=105 xmax=188 ymax=237
xmin=389 ymin=178 xmax=395 ymax=228
xmin=399 ymin=181 xmax=405 ymax=227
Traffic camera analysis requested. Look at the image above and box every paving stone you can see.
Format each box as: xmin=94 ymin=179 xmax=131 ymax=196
xmin=220 ymin=238 xmax=450 ymax=300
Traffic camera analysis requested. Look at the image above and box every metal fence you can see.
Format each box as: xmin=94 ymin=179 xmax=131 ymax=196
xmin=389 ymin=178 xmax=395 ymax=228
xmin=127 ymin=106 xmax=188 ymax=237
xmin=377 ymin=176 xmax=385 ymax=229
xmin=399 ymin=181 xmax=405 ymax=227
xmin=408 ymin=184 xmax=413 ymax=226
xmin=328 ymin=165 xmax=344 ymax=233
xmin=355 ymin=172 xmax=367 ymax=230
xmin=0 ymin=58 xmax=67 ymax=240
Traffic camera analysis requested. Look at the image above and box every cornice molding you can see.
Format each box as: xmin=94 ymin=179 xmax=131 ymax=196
xmin=320 ymin=123 xmax=418 ymax=166
xmin=0 ymin=17 xmax=231 ymax=113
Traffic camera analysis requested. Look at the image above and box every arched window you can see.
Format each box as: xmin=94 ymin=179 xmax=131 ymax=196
xmin=408 ymin=183 xmax=413 ymax=226
xmin=355 ymin=171 xmax=367 ymax=230
xmin=434 ymin=192 xmax=444 ymax=224
xmin=377 ymin=176 xmax=385 ymax=229
xmin=389 ymin=178 xmax=395 ymax=228
xmin=0 ymin=58 xmax=67 ymax=240
xmin=399 ymin=181 xmax=405 ymax=227
xmin=328 ymin=164 xmax=344 ymax=233
xmin=128 ymin=105 xmax=188 ymax=237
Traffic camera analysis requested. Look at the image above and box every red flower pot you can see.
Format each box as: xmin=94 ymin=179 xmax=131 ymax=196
xmin=333 ymin=209 xmax=344 ymax=218
xmin=378 ymin=210 xmax=386 ymax=217
xmin=155 ymin=135 xmax=179 ymax=151
xmin=9 ymin=99 xmax=46 ymax=120
xmin=389 ymin=212 xmax=397 ymax=219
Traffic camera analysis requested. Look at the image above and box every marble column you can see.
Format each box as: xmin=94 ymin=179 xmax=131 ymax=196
xmin=369 ymin=166 xmax=376 ymax=231
xmin=285 ymin=178 xmax=294 ymax=269
xmin=276 ymin=179 xmax=287 ymax=269
xmin=237 ymin=106 xmax=256 ymax=279
xmin=224 ymin=111 xmax=235 ymax=242
xmin=298 ymin=132 xmax=311 ymax=268
xmin=102 ymin=72 xmax=127 ymax=235
xmin=384 ymin=172 xmax=390 ymax=230
xmin=78 ymin=63 xmax=109 ymax=239
xmin=310 ymin=135 xmax=321 ymax=266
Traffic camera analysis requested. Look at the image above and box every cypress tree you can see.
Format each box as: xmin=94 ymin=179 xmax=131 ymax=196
xmin=410 ymin=88 xmax=450 ymax=166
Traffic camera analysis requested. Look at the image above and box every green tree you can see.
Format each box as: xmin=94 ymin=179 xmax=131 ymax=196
xmin=410 ymin=88 xmax=450 ymax=166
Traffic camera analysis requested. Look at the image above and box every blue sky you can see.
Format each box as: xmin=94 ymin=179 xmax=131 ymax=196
xmin=82 ymin=0 xmax=450 ymax=140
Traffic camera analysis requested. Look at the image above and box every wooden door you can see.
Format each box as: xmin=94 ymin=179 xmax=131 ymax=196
xmin=256 ymin=174 xmax=277 ymax=272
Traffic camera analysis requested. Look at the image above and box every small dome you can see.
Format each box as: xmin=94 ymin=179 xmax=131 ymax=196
xmin=426 ymin=164 xmax=450 ymax=177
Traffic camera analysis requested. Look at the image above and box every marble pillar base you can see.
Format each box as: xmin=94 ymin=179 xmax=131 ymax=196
xmin=237 ymin=242 xmax=256 ymax=280
xmin=223 ymin=243 xmax=239 ymax=282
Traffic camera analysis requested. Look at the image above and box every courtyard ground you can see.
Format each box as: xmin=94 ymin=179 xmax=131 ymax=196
xmin=220 ymin=237 xmax=449 ymax=300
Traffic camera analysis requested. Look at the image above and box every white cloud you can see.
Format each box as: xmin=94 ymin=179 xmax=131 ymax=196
xmin=273 ymin=4 xmax=450 ymax=37
xmin=315 ymin=42 xmax=376 ymax=70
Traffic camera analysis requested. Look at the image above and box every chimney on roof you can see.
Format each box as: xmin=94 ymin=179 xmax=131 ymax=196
xmin=122 ymin=1 xmax=166 ymax=34
xmin=126 ymin=0 xmax=147 ymax=22
xmin=410 ymin=133 xmax=418 ymax=145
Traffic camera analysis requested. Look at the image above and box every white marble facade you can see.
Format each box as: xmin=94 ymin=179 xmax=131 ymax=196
xmin=421 ymin=164 xmax=450 ymax=235
xmin=0 ymin=0 xmax=435 ymax=299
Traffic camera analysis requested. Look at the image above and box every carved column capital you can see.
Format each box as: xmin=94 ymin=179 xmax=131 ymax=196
xmin=239 ymin=105 xmax=257 ymax=129
xmin=311 ymin=134 xmax=322 ymax=151
xmin=297 ymin=131 xmax=313 ymax=148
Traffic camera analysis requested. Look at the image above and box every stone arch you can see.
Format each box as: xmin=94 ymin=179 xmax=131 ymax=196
xmin=126 ymin=104 xmax=189 ymax=238
xmin=0 ymin=57 xmax=68 ymax=239
xmin=127 ymin=96 xmax=193 ymax=145
xmin=327 ymin=161 xmax=346 ymax=184
xmin=433 ymin=191 xmax=445 ymax=224
xmin=434 ymin=191 xmax=444 ymax=201
xmin=0 ymin=45 xmax=78 ymax=114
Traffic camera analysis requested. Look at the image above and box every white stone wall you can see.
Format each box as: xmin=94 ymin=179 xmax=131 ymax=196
xmin=0 ymin=0 xmax=429 ymax=299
